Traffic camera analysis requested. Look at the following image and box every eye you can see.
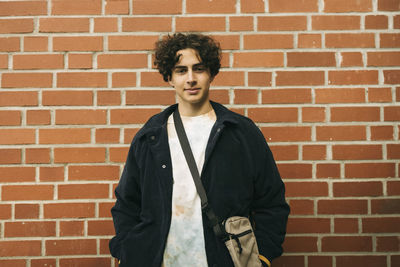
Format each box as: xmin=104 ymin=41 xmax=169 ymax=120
xmin=194 ymin=65 xmax=206 ymax=72
xmin=173 ymin=67 xmax=187 ymax=74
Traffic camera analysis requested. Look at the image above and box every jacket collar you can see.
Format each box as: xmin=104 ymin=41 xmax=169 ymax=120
xmin=136 ymin=101 xmax=239 ymax=140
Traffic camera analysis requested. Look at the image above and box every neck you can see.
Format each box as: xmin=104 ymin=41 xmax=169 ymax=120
xmin=178 ymin=101 xmax=213 ymax=117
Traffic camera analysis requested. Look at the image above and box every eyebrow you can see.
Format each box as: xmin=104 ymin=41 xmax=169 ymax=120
xmin=173 ymin=63 xmax=205 ymax=69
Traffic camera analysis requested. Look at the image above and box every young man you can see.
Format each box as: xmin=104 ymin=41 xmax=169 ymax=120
xmin=109 ymin=33 xmax=290 ymax=267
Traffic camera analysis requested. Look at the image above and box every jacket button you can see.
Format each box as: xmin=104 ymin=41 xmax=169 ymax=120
xmin=217 ymin=128 xmax=221 ymax=132
xmin=150 ymin=136 xmax=155 ymax=140
xmin=162 ymin=165 xmax=166 ymax=169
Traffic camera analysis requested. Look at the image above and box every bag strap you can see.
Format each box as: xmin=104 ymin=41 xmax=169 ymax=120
xmin=173 ymin=108 xmax=226 ymax=239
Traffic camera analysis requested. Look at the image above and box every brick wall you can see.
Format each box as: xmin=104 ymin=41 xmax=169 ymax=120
xmin=0 ymin=0 xmax=399 ymax=266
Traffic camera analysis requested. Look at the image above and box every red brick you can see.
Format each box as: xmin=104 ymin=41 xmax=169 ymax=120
xmin=2 ymin=73 xmax=52 ymax=88
xmin=337 ymin=256 xmax=387 ymax=267
xmin=0 ymin=111 xmax=20 ymax=126
xmin=309 ymin=256 xmax=333 ymax=267
xmin=234 ymin=89 xmax=258 ymax=104
xmin=248 ymin=72 xmax=272 ymax=86
xmin=5 ymin=222 xmax=56 ymax=237
xmin=285 ymin=182 xmax=328 ymax=197
xmin=43 ymin=90 xmax=93 ymax=106
xmin=0 ymin=37 xmax=20 ymax=52
xmin=55 ymin=109 xmax=107 ymax=125
xmin=230 ymin=17 xmax=254 ymax=31
xmin=315 ymin=88 xmax=365 ymax=104
xmin=110 ymin=147 xmax=129 ymax=162
xmin=44 ymin=203 xmax=95 ymax=219
xmin=322 ymin=236 xmax=372 ymax=252
xmin=140 ymin=71 xmax=170 ymax=87
xmin=340 ymin=52 xmax=363 ymax=67
xmin=99 ymin=202 xmax=114 ymax=218
xmin=365 ymin=15 xmax=388 ymax=29
xmin=0 ymin=149 xmax=21 ymax=164
xmin=51 ymin=0 xmax=102 ymax=15
xmin=303 ymin=145 xmax=326 ymax=160
xmin=98 ymin=54 xmax=147 ymax=69
xmin=123 ymin=17 xmax=171 ymax=32
xmin=0 ymin=18 xmax=33 ymax=34
xmin=324 ymin=0 xmax=372 ymax=12
xmin=371 ymin=126 xmax=393 ymax=140
xmin=94 ymin=17 xmax=118 ymax=32
xmin=269 ymin=0 xmax=318 ymax=12
xmin=333 ymin=181 xmax=383 ymax=197
xmin=287 ymin=218 xmax=330 ymax=234
xmin=395 ymin=15 xmax=400 ymax=29
xmin=27 ymin=110 xmax=51 ymax=125
xmin=60 ymin=221 xmax=84 ymax=237
xmin=58 ymin=184 xmax=109 ymax=199
xmin=241 ymin=0 xmax=265 ymax=12
xmin=186 ymin=0 xmax=235 ymax=13
xmin=270 ymin=145 xmax=298 ymax=161
xmin=272 ymin=256 xmax=305 ymax=267
xmin=0 ymin=167 xmax=35 ymax=183
xmin=371 ymin=199 xmax=400 ymax=214
xmin=316 ymin=163 xmax=341 ymax=179
xmin=384 ymin=70 xmax=400 ymax=84
xmin=248 ymin=108 xmax=298 ymax=123
xmin=0 ymin=241 xmax=41 ymax=256
xmin=312 ymin=16 xmax=360 ymax=30
xmin=53 ymin=36 xmax=103 ymax=52
xmin=126 ymin=90 xmax=175 ymax=105
xmin=262 ymin=89 xmax=311 ymax=104
xmin=111 ymin=72 xmax=136 ymax=88
xmin=39 ymin=128 xmax=91 ymax=144
xmin=105 ymin=0 xmax=129 ymax=14
xmin=328 ymin=70 xmax=378 ymax=85
xmin=39 ymin=167 xmax=64 ymax=182
xmin=0 ymin=129 xmax=35 ymax=145
xmin=331 ymin=107 xmax=380 ymax=122
xmin=326 ymin=33 xmax=375 ymax=48
xmin=258 ymin=16 xmax=307 ymax=31
xmin=277 ymin=163 xmax=312 ymax=179
xmin=24 ymin=36 xmax=48 ymax=52
xmin=26 ymin=148 xmax=50 ymax=164
xmin=288 ymin=200 xmax=314 ymax=215
xmin=345 ymin=163 xmax=395 ymax=178
xmin=212 ymin=35 xmax=240 ymax=50
xmin=368 ymin=87 xmax=392 ymax=102
xmin=368 ymin=52 xmax=400 ymax=66
xmin=210 ymin=90 xmax=229 ymax=104
xmin=60 ymin=258 xmax=111 ymax=266
xmin=68 ymin=53 xmax=92 ymax=69
xmin=302 ymin=107 xmax=326 ymax=122
xmin=111 ymin=108 xmax=160 ymax=124
xmin=318 ymin=200 xmax=368 ymax=214
xmin=57 ymin=72 xmax=107 ymax=88
xmin=397 ymin=87 xmax=400 ymax=101
xmin=54 ymin=148 xmax=106 ymax=163
xmin=2 ymin=185 xmax=53 ymax=201
xmin=88 ymin=220 xmax=114 ymax=235
xmin=176 ymin=17 xmax=226 ymax=32
xmin=31 ymin=259 xmax=56 ymax=267
xmin=380 ymin=33 xmax=400 ymax=48
xmin=39 ymin=18 xmax=89 ymax=33
xmin=298 ymin=34 xmax=321 ymax=48
xmin=283 ymin=236 xmax=318 ymax=252
xmin=46 ymin=239 xmax=96 ymax=256
xmin=276 ymin=71 xmax=324 ymax=86
xmin=261 ymin=127 xmax=311 ymax=142
xmin=97 ymin=90 xmax=121 ymax=105
xmin=0 ymin=1 xmax=47 ymax=16
xmin=69 ymin=165 xmax=120 ymax=181
xmin=317 ymin=126 xmax=366 ymax=141
xmin=363 ymin=217 xmax=400 ymax=233
xmin=96 ymin=128 xmax=120 ymax=144
xmin=334 ymin=218 xmax=359 ymax=233
xmin=0 ymin=204 xmax=12 ymax=219
xmin=233 ymin=52 xmax=283 ymax=67
xmin=378 ymin=0 xmax=400 ymax=11
xmin=333 ymin=145 xmax=382 ymax=160
xmin=132 ymin=0 xmax=182 ymax=14
xmin=287 ymin=52 xmax=335 ymax=67
xmin=108 ymin=35 xmax=159 ymax=51
xmin=377 ymin=236 xmax=400 ymax=252
xmin=15 ymin=204 xmax=39 ymax=219
xmin=244 ymin=34 xmax=293 ymax=49
xmin=0 ymin=54 xmax=8 ymax=69
xmin=384 ymin=106 xmax=400 ymax=121
xmin=387 ymin=144 xmax=400 ymax=159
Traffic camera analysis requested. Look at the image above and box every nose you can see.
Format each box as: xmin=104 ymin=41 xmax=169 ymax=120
xmin=186 ymin=69 xmax=197 ymax=86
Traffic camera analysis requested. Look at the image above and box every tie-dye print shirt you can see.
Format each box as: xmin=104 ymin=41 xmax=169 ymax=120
xmin=163 ymin=109 xmax=216 ymax=267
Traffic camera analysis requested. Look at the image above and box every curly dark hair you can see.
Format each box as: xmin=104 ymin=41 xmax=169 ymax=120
xmin=154 ymin=33 xmax=222 ymax=82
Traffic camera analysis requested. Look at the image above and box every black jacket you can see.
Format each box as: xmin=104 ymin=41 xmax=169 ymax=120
xmin=110 ymin=101 xmax=290 ymax=267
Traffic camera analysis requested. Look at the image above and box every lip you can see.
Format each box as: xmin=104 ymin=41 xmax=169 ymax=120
xmin=184 ymin=88 xmax=201 ymax=94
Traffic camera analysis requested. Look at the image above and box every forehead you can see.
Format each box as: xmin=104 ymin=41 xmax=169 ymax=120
xmin=175 ymin=48 xmax=202 ymax=66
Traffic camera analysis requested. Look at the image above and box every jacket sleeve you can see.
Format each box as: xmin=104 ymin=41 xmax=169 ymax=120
xmin=109 ymin=142 xmax=142 ymax=260
xmin=250 ymin=126 xmax=290 ymax=263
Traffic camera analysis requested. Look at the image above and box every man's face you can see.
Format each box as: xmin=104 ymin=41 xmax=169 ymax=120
xmin=169 ymin=48 xmax=213 ymax=109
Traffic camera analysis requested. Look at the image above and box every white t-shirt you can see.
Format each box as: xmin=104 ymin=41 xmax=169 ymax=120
xmin=163 ymin=109 xmax=217 ymax=267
